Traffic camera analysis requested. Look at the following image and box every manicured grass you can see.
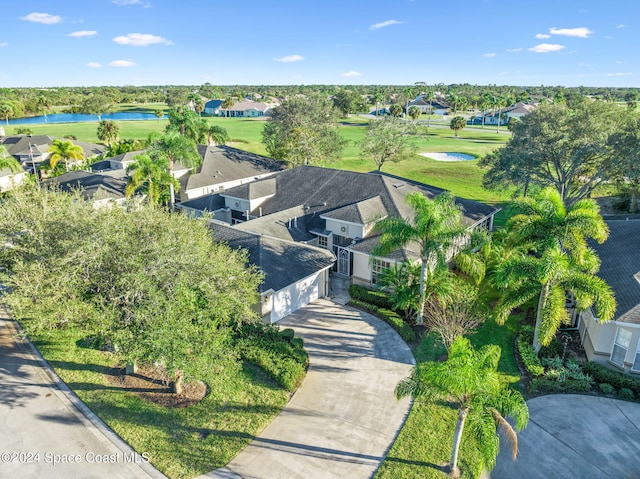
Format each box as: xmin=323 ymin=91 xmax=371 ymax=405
xmin=375 ymin=314 xmax=522 ymax=479
xmin=31 ymin=327 xmax=290 ymax=479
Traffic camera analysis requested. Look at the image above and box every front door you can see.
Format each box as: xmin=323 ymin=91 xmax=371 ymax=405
xmin=336 ymin=247 xmax=351 ymax=276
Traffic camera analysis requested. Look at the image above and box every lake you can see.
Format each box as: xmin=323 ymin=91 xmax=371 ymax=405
xmin=7 ymin=111 xmax=167 ymax=125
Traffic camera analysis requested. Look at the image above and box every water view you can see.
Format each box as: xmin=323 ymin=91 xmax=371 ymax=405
xmin=7 ymin=111 xmax=167 ymax=125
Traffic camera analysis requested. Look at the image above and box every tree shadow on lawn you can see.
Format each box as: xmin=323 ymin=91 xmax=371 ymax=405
xmin=383 ymin=455 xmax=449 ymax=472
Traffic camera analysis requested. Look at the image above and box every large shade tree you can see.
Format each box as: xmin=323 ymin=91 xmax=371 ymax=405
xmin=373 ymin=192 xmax=466 ymax=325
xmin=479 ymin=101 xmax=621 ymax=203
xmin=396 ymin=337 xmax=529 ymax=477
xmin=608 ymin=112 xmax=640 ymax=213
xmin=359 ymin=116 xmax=421 ymax=171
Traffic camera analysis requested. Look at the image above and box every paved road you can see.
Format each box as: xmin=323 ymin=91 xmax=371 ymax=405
xmin=0 ymin=305 xmax=165 ymax=479
xmin=201 ymin=299 xmax=415 ymax=479
xmin=491 ymin=394 xmax=640 ymax=479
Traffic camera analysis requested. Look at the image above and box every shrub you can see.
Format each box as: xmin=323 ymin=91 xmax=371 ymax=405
xmin=619 ymin=388 xmax=635 ymax=400
xmin=348 ymin=284 xmax=393 ymax=309
xmin=235 ymin=323 xmax=308 ymax=392
xmin=583 ymin=362 xmax=640 ymax=396
xmin=599 ymin=383 xmax=615 ymax=395
xmin=280 ymin=328 xmax=295 ymax=342
xmin=517 ymin=334 xmax=544 ymax=376
xmin=530 ymin=378 xmax=593 ymax=394
xmin=348 ymin=299 xmax=416 ymax=343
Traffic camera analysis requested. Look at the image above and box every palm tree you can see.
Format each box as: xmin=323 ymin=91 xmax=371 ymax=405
xmin=148 ymin=132 xmax=202 ymax=209
xmin=125 ymin=154 xmax=178 ymax=206
xmin=205 ymin=125 xmax=229 ymax=145
xmin=495 ymin=245 xmax=615 ymax=353
xmin=153 ymin=109 xmax=164 ymax=122
xmin=396 ymin=336 xmax=529 ymax=477
xmin=450 ymin=116 xmax=466 ymax=137
xmin=373 ymin=92 xmax=384 ymax=117
xmin=0 ymin=145 xmax=21 ymax=173
xmin=408 ymin=106 xmax=421 ymax=121
xmin=480 ymin=93 xmax=493 ymax=129
xmin=96 ymin=120 xmax=120 ymax=147
xmin=221 ymin=97 xmax=235 ymax=118
xmin=373 ymin=192 xmax=466 ymax=325
xmin=424 ymin=90 xmax=435 ymax=127
xmin=48 ymin=139 xmax=84 ymax=172
xmin=0 ymin=103 xmax=13 ymax=125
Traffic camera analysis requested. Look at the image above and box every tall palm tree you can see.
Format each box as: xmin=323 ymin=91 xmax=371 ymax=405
xmin=424 ymin=90 xmax=435 ymax=127
xmin=48 ymin=139 xmax=84 ymax=172
xmin=396 ymin=336 xmax=529 ymax=477
xmin=221 ymin=97 xmax=235 ymax=118
xmin=495 ymin=245 xmax=615 ymax=352
xmin=480 ymin=93 xmax=493 ymax=129
xmin=373 ymin=192 xmax=466 ymax=325
xmin=148 ymin=132 xmax=202 ymax=209
xmin=205 ymin=125 xmax=229 ymax=145
xmin=373 ymin=91 xmax=384 ymax=117
xmin=0 ymin=103 xmax=13 ymax=125
xmin=0 ymin=145 xmax=21 ymax=173
xmin=125 ymin=154 xmax=178 ymax=206
xmin=96 ymin=120 xmax=120 ymax=147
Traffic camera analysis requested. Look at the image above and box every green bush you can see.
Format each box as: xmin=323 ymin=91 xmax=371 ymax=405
xmin=583 ymin=362 xmax=640 ymax=396
xmin=619 ymin=388 xmax=635 ymax=400
xmin=530 ymin=378 xmax=593 ymax=394
xmin=348 ymin=284 xmax=393 ymax=309
xmin=235 ymin=323 xmax=308 ymax=391
xmin=517 ymin=334 xmax=544 ymax=376
xmin=280 ymin=328 xmax=295 ymax=342
xmin=348 ymin=299 xmax=416 ymax=343
xmin=599 ymin=383 xmax=615 ymax=395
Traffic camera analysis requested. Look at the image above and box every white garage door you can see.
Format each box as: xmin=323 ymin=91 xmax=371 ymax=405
xmin=271 ymin=271 xmax=323 ymax=322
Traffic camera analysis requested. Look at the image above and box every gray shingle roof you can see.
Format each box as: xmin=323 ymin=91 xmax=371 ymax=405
xmin=0 ymin=135 xmax=105 ymax=159
xmin=43 ymin=171 xmax=127 ymax=201
xmin=210 ymin=223 xmax=335 ymax=293
xmin=591 ymin=219 xmax=640 ymax=324
xmin=322 ymin=196 xmax=387 ymax=225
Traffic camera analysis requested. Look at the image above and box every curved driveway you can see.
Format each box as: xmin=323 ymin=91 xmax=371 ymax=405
xmin=202 ymin=299 xmax=415 ymax=479
xmin=491 ymin=394 xmax=640 ymax=479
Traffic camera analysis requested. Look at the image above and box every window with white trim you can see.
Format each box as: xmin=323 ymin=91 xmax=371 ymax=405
xmin=371 ymin=258 xmax=391 ymax=285
xmin=611 ymin=328 xmax=632 ymax=367
xmin=632 ymin=339 xmax=640 ymax=372
xmin=317 ymin=235 xmax=328 ymax=249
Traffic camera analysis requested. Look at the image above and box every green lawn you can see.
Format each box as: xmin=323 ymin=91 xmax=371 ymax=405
xmin=31 ymin=327 xmax=290 ymax=479
xmin=375 ymin=313 xmax=522 ymax=479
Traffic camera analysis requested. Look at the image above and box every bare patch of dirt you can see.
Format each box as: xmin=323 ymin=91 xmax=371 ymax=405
xmin=106 ymin=365 xmax=207 ymax=408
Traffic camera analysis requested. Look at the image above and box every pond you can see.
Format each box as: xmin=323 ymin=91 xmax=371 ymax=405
xmin=419 ymin=152 xmax=476 ymax=162
xmin=7 ymin=111 xmax=167 ymax=125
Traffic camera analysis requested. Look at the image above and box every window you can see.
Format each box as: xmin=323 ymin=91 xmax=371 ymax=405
xmin=317 ymin=235 xmax=328 ymax=249
xmin=632 ymin=340 xmax=640 ymax=373
xmin=611 ymin=328 xmax=632 ymax=367
xmin=371 ymin=258 xmax=391 ymax=285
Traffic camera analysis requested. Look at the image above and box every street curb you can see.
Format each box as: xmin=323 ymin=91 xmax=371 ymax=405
xmin=1 ymin=305 xmax=168 ymax=479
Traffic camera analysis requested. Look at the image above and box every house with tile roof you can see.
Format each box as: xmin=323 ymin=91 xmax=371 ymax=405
xmin=211 ymin=223 xmax=335 ymax=322
xmin=178 ymin=166 xmax=499 ymax=291
xmin=579 ymin=219 xmax=640 ymax=374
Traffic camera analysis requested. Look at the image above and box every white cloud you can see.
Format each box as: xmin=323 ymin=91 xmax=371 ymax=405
xmin=340 ymin=70 xmax=362 ymax=77
xmin=506 ymin=48 xmax=522 ymax=53
xmin=113 ymin=33 xmax=172 ymax=46
xmin=616 ymin=24 xmax=627 ymax=29
xmin=536 ymin=33 xmax=551 ymax=39
xmin=87 ymin=62 xmax=102 ymax=68
xmin=0 ymin=43 xmax=8 ymax=47
xmin=483 ymin=53 xmax=496 ymax=58
xmin=369 ymin=20 xmax=403 ymax=30
xmin=19 ymin=12 xmax=62 ymax=24
xmin=274 ymin=54 xmax=304 ymax=63
xmin=109 ymin=60 xmax=136 ymax=67
xmin=549 ymin=27 xmax=593 ymax=38
xmin=607 ymin=72 xmax=632 ymax=77
xmin=528 ymin=43 xmax=566 ymax=53
xmin=113 ymin=0 xmax=142 ymax=4
xmin=68 ymin=30 xmax=97 ymax=38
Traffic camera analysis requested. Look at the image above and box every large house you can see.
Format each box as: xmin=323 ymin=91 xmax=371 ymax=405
xmin=178 ymin=166 xmax=499 ymax=294
xmin=482 ymin=102 xmax=537 ymax=126
xmin=408 ymin=94 xmax=450 ymax=115
xmin=204 ymin=99 xmax=273 ymax=118
xmin=579 ymin=219 xmax=640 ymax=374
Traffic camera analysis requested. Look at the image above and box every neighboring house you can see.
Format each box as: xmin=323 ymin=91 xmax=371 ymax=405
xmin=43 ymin=170 xmax=128 ymax=207
xmin=579 ymin=219 xmax=640 ymax=374
xmin=408 ymin=95 xmax=450 ymax=115
xmin=91 ymin=150 xmax=146 ymax=179
xmin=0 ymin=134 xmax=105 ymax=171
xmin=211 ymin=223 xmax=335 ymax=323
xmin=178 ymin=166 xmax=499 ymax=288
xmin=180 ymin=145 xmax=285 ymax=201
xmin=0 ymin=164 xmax=28 ymax=192
xmin=203 ymin=99 xmax=223 ymax=116
xmin=219 ymin=100 xmax=272 ymax=118
xmin=483 ymin=102 xmax=537 ymax=126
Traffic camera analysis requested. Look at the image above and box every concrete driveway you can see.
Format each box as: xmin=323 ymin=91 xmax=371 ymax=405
xmin=0 ymin=306 xmax=165 ymax=479
xmin=491 ymin=394 xmax=640 ymax=479
xmin=201 ymin=299 xmax=415 ymax=479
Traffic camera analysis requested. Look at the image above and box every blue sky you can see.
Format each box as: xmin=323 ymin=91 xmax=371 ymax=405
xmin=0 ymin=0 xmax=637 ymax=88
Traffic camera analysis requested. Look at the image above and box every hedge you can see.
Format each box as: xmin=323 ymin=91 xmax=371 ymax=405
xmin=348 ymin=299 xmax=416 ymax=343
xmin=583 ymin=362 xmax=640 ymax=396
xmin=529 ymin=378 xmax=593 ymax=394
xmin=517 ymin=334 xmax=544 ymax=377
xmin=348 ymin=284 xmax=393 ymax=310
